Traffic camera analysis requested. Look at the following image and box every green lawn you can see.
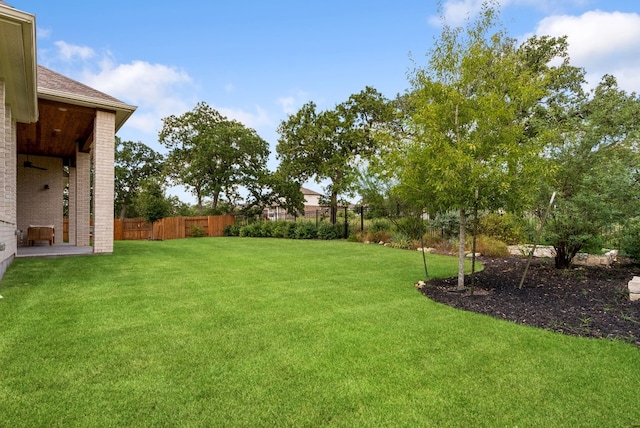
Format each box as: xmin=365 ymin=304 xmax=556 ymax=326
xmin=1 ymin=238 xmax=639 ymax=427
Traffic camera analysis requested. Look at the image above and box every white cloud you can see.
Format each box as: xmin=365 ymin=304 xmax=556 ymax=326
xmin=429 ymin=0 xmax=591 ymax=27
xmin=46 ymin=41 xmax=282 ymax=147
xmin=81 ymin=60 xmax=192 ymax=105
xmin=79 ymin=59 xmax=196 ymax=135
xmin=224 ymin=83 xmax=235 ymax=93
xmin=277 ymin=96 xmax=296 ymax=115
xmin=36 ymin=27 xmax=51 ymax=39
xmin=276 ymin=90 xmax=311 ymax=115
xmin=428 ymin=0 xmax=488 ymax=27
xmin=216 ymin=105 xmax=273 ymax=130
xmin=54 ymin=40 xmax=95 ymax=61
xmin=534 ymin=10 xmax=640 ymax=92
xmin=428 ymin=3 xmax=640 ymax=93
xmin=42 ymin=41 xmax=199 ymax=140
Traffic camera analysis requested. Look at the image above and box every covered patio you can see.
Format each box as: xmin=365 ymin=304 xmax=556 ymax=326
xmin=15 ymin=66 xmax=136 ymax=255
xmin=1 ymin=2 xmax=134 ymax=278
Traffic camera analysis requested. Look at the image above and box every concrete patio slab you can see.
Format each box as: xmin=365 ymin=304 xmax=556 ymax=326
xmin=17 ymin=243 xmax=93 ymax=258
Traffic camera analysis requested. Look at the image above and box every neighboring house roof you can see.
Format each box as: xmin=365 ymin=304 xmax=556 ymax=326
xmin=37 ymin=65 xmax=136 ymax=131
xmin=300 ymin=187 xmax=323 ymax=196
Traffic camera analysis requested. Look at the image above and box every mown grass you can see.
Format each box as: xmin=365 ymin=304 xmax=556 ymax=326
xmin=0 ymin=238 xmax=639 ymax=427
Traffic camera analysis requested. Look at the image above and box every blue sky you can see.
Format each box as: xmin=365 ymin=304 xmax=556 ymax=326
xmin=12 ymin=0 xmax=640 ymax=202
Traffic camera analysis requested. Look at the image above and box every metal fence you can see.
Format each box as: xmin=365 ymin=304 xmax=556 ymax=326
xmin=236 ymin=205 xmax=445 ymax=240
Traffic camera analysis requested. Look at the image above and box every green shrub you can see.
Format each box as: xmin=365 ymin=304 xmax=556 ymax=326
xmin=270 ymin=221 xmax=290 ymax=238
xmin=394 ymin=217 xmax=426 ymax=240
xmin=430 ymin=211 xmax=460 ymax=240
xmin=239 ymin=222 xmax=263 ymax=237
xmin=317 ymin=222 xmax=341 ymax=240
xmin=621 ymin=220 xmax=640 ymax=260
xmin=260 ymin=221 xmax=276 ymax=238
xmin=283 ymin=222 xmax=297 ymax=239
xmin=189 ymin=225 xmax=206 ymax=237
xmin=369 ymin=219 xmax=392 ymax=234
xmin=294 ymin=222 xmax=317 ymax=239
xmin=347 ymin=232 xmax=362 ymax=242
xmin=388 ymin=232 xmax=414 ymax=249
xmin=474 ymin=235 xmax=509 ymax=257
xmin=223 ymin=224 xmax=240 ymax=237
xmin=479 ymin=212 xmax=526 ymax=244
xmin=581 ymin=235 xmax=606 ymax=255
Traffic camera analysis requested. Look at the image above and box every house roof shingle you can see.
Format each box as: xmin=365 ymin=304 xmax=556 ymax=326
xmin=36 ymin=65 xmax=136 ymax=131
xmin=37 ymin=65 xmax=124 ymax=105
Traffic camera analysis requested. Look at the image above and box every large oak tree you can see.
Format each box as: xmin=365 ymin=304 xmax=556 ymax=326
xmin=159 ymin=102 xmax=270 ymax=214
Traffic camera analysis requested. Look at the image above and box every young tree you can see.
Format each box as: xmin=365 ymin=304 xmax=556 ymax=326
xmin=541 ymin=75 xmax=640 ymax=268
xmin=115 ymin=138 xmax=164 ymax=219
xmin=354 ymin=167 xmax=403 ymax=219
xmin=135 ymin=178 xmax=172 ymax=240
xmin=381 ymin=2 xmax=578 ymax=289
xmin=276 ymin=86 xmax=393 ymax=224
xmin=159 ymin=102 xmax=270 ymax=214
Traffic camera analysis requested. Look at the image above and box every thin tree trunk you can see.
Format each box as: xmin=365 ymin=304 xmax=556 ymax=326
xmin=457 ymin=209 xmax=466 ymax=291
xmin=554 ymin=245 xmax=575 ymax=269
xmin=119 ymin=203 xmax=127 ymax=220
xmin=212 ymin=191 xmax=220 ymax=210
xmin=330 ymin=191 xmax=338 ymax=225
xmin=196 ymin=189 xmax=203 ymax=215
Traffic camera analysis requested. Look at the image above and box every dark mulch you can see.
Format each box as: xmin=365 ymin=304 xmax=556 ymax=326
xmin=420 ymin=256 xmax=640 ymax=347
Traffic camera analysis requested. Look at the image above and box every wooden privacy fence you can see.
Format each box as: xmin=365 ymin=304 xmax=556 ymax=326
xmin=113 ymin=215 xmax=235 ymax=241
xmin=63 ymin=218 xmax=93 ymax=242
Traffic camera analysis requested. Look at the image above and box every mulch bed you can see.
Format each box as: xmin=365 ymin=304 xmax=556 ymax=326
xmin=420 ymin=256 xmax=640 ymax=347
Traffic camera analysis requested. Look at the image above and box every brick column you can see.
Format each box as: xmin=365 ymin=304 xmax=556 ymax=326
xmin=68 ymin=165 xmax=77 ymax=244
xmin=92 ymin=110 xmax=115 ymax=253
xmin=75 ymin=149 xmax=91 ymax=247
xmin=0 ymin=79 xmax=17 ymax=278
xmin=0 ymin=81 xmax=4 ymax=222
xmin=0 ymin=81 xmax=15 ymax=225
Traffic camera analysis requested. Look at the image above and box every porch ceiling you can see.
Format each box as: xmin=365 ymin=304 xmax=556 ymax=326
xmin=16 ymin=98 xmax=95 ymax=159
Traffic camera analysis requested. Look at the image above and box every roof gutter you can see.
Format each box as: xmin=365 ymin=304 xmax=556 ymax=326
xmin=0 ymin=4 xmax=38 ymax=123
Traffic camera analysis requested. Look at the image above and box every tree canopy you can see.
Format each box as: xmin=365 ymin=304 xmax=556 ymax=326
xmin=114 ymin=138 xmax=164 ymax=219
xmin=159 ymin=102 xmax=270 ymax=214
xmin=379 ymin=2 xmax=583 ymax=286
xmin=134 ymin=178 xmax=172 ymax=240
xmin=276 ymin=86 xmax=393 ymax=223
xmin=541 ymin=74 xmax=640 ymax=268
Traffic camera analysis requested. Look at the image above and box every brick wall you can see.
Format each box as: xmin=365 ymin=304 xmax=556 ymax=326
xmin=0 ymin=79 xmax=17 ymax=278
xmin=16 ymin=155 xmax=64 ymax=245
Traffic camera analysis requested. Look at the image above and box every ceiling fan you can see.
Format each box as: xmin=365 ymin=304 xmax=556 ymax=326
xmin=23 ymin=145 xmax=47 ymax=170
xmin=23 ymin=159 xmax=47 ymax=170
